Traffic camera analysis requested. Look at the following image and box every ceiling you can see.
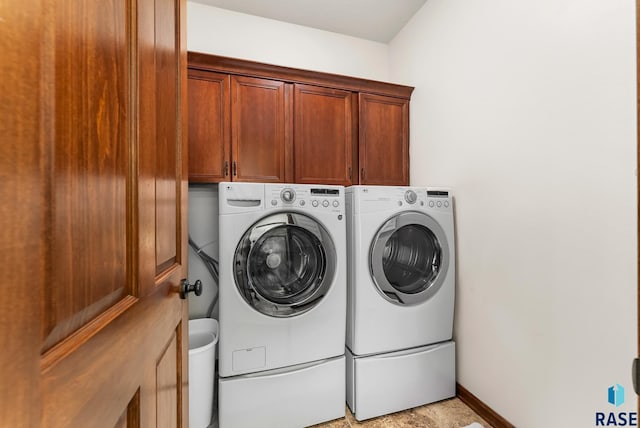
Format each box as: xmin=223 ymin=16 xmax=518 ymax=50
xmin=189 ymin=0 xmax=427 ymax=43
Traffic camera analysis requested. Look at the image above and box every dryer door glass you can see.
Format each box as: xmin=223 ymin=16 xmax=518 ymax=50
xmin=234 ymin=213 xmax=336 ymax=317
xmin=383 ymin=225 xmax=440 ymax=293
xmin=370 ymin=212 xmax=449 ymax=305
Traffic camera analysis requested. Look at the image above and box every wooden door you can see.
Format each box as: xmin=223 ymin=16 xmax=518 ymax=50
xmin=0 ymin=0 xmax=190 ymax=426
xmin=359 ymin=93 xmax=410 ymax=186
xmin=231 ymin=76 xmax=291 ymax=183
xmin=294 ymin=84 xmax=356 ymax=186
xmin=188 ymin=70 xmax=231 ymax=182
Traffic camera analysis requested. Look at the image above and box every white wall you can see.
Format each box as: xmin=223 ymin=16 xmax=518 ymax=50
xmin=389 ymin=1 xmax=637 ymax=426
xmin=187 ymin=1 xmax=389 ymax=81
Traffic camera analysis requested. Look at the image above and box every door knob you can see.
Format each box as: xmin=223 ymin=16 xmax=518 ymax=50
xmin=180 ymin=279 xmax=202 ymax=299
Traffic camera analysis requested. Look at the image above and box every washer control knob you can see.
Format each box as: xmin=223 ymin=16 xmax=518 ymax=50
xmin=428 ymin=201 xmax=435 ymax=208
xmin=436 ymin=201 xmax=442 ymax=207
xmin=312 ymin=200 xmax=319 ymax=207
xmin=280 ymin=188 xmax=295 ymax=203
xmin=404 ymin=190 xmax=418 ymax=204
xmin=332 ymin=200 xmax=339 ymax=207
xmin=322 ymin=200 xmax=329 ymax=207
xmin=299 ymin=200 xmax=306 ymax=206
xmin=444 ymin=201 xmax=449 ymax=208
xmin=271 ymin=200 xmax=277 ymax=206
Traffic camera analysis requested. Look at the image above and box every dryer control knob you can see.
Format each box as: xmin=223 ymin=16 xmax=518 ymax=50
xmin=405 ymin=190 xmax=418 ymax=204
xmin=280 ymin=188 xmax=296 ymax=203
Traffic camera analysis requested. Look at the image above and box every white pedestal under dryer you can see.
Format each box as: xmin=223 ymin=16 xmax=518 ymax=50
xmin=345 ymin=186 xmax=456 ymax=421
xmin=217 ymin=182 xmax=347 ymax=428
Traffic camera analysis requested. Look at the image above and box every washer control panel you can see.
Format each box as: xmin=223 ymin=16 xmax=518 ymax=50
xmin=267 ymin=184 xmax=343 ymax=213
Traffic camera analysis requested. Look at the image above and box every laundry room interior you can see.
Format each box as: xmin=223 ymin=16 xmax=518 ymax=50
xmin=8 ymin=0 xmax=638 ymax=426
xmin=183 ymin=1 xmax=637 ymax=427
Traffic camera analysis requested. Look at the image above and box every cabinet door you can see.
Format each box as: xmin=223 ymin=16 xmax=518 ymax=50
xmin=231 ymin=76 xmax=290 ymax=182
xmin=188 ymin=70 xmax=231 ymax=182
xmin=294 ymin=84 xmax=355 ymax=186
xmin=359 ymin=93 xmax=409 ymax=185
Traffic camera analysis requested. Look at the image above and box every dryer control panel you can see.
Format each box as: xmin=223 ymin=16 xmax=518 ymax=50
xmin=425 ymin=189 xmax=452 ymax=211
xmin=266 ymin=184 xmax=344 ymax=214
xmin=347 ymin=186 xmax=452 ymax=214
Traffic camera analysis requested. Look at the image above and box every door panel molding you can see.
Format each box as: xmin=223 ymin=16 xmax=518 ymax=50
xmin=43 ymin=0 xmax=135 ymax=353
xmin=42 ymin=283 xmax=183 ymax=427
xmin=41 ymin=295 xmax=138 ymax=372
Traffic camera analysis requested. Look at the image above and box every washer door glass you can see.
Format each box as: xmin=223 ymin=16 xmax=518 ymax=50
xmin=234 ymin=213 xmax=336 ymax=317
xmin=370 ymin=212 xmax=449 ymax=305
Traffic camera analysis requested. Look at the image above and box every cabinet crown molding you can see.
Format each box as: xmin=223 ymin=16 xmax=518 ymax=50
xmin=188 ymin=51 xmax=414 ymax=100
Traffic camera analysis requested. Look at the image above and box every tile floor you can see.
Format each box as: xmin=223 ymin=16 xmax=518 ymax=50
xmin=311 ymin=398 xmax=492 ymax=428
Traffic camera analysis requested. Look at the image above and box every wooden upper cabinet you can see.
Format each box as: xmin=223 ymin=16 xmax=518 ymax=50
xmin=294 ymin=84 xmax=355 ymax=186
xmin=359 ymin=93 xmax=410 ymax=185
xmin=188 ymin=70 xmax=231 ymax=182
xmin=187 ymin=53 xmax=414 ymax=186
xmin=231 ymin=75 xmax=291 ymax=182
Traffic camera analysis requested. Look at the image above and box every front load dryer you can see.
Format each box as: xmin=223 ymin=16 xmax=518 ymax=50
xmin=345 ymin=186 xmax=456 ymax=421
xmin=218 ymin=182 xmax=346 ymax=428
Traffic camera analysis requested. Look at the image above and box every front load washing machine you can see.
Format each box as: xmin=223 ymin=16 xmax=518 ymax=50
xmin=217 ymin=182 xmax=346 ymax=428
xmin=345 ymin=186 xmax=456 ymax=421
